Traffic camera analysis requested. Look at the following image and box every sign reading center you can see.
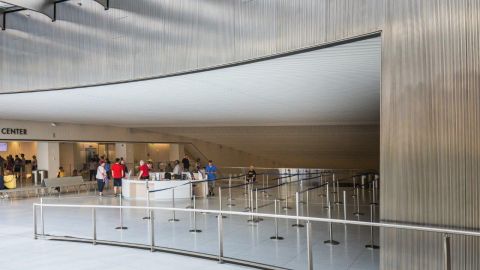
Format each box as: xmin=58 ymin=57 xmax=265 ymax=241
xmin=1 ymin=128 xmax=28 ymax=135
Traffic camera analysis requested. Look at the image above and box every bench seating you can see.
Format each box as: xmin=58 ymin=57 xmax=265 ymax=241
xmin=43 ymin=176 xmax=89 ymax=194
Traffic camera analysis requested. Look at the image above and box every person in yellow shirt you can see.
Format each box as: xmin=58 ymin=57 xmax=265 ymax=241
xmin=57 ymin=167 xmax=65 ymax=178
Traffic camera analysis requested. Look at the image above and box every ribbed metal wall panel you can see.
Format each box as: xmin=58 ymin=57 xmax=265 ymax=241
xmin=380 ymin=0 xmax=476 ymax=269
xmin=465 ymin=0 xmax=480 ymax=269
xmin=0 ymin=0 xmax=383 ymax=93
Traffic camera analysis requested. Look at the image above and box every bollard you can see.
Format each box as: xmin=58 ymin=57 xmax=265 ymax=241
xmin=245 ymin=184 xmax=251 ymax=211
xmin=306 ymin=222 xmax=313 ymax=270
xmin=168 ymin=189 xmax=179 ymax=222
xmin=150 ymin=210 xmax=155 ymax=252
xmin=227 ymin=176 xmax=235 ymax=207
xmin=270 ymin=199 xmax=284 ymax=240
xmin=324 ymin=183 xmax=330 ymax=209
xmin=319 ymin=175 xmax=325 ymax=197
xmin=292 ymin=192 xmax=304 ymax=227
xmin=189 ymin=196 xmax=202 ymax=233
xmin=323 ymin=200 xmax=339 ymax=245
xmin=115 ymin=195 xmax=128 ymax=229
xmin=247 ymin=188 xmax=256 ymax=223
xmin=443 ymin=234 xmax=451 ymax=270
xmin=343 ymin=190 xmax=347 ymax=221
xmin=365 ymin=204 xmax=379 ymax=249
xmin=92 ymin=208 xmax=97 ymax=245
xmin=142 ymin=184 xmax=151 ymax=220
xmin=353 ymin=186 xmax=364 ymax=216
xmin=217 ymin=213 xmax=224 ymax=264
xmin=283 ymin=193 xmax=292 ymax=210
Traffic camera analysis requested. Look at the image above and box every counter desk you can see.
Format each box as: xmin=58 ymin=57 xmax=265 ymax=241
xmin=121 ymin=178 xmax=208 ymax=200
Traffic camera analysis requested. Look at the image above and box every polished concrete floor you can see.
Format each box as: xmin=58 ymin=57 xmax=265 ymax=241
xmin=0 ymin=178 xmax=379 ymax=270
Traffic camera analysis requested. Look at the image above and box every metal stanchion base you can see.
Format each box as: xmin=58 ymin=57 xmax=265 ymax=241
xmin=299 ymin=201 xmax=306 ymax=204
xmin=244 ymin=207 xmax=251 ymax=211
xmin=142 ymin=216 xmax=151 ymax=220
xmin=278 ymin=198 xmax=286 ymax=201
xmin=216 ymin=215 xmax=227 ymax=219
xmin=115 ymin=226 xmax=128 ymax=230
xmin=185 ymin=206 xmax=194 ymax=209
xmin=365 ymin=244 xmax=380 ymax=250
xmin=227 ymin=203 xmax=236 ymax=207
xmin=318 ymin=193 xmax=326 ymax=197
xmin=369 ymin=202 xmax=378 ymax=206
xmin=334 ymin=201 xmax=344 ymax=205
xmin=323 ymin=205 xmax=330 ymax=209
xmin=189 ymin=229 xmax=202 ymax=233
xmin=270 ymin=236 xmax=284 ymax=240
xmin=168 ymin=219 xmax=180 ymax=222
xmin=292 ymin=223 xmax=305 ymax=228
xmin=282 ymin=207 xmax=292 ymax=210
xmin=324 ymin=240 xmax=340 ymax=245
xmin=353 ymin=212 xmax=364 ymax=216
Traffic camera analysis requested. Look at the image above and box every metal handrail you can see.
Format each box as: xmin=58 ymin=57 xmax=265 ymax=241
xmin=33 ymin=202 xmax=480 ymax=237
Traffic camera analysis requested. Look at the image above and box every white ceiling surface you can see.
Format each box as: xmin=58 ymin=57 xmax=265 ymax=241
xmin=0 ymin=37 xmax=380 ymax=127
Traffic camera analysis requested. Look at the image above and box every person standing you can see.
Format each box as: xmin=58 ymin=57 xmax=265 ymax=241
xmin=13 ymin=155 xmax=21 ymax=180
xmin=205 ymin=160 xmax=217 ymax=196
xmin=31 ymin=155 xmax=38 ymax=171
xmin=0 ymin=155 xmax=5 ymax=190
xmin=247 ymin=165 xmax=257 ymax=183
xmin=111 ymin=158 xmax=124 ymax=197
xmin=182 ymin=155 xmax=190 ymax=172
xmin=138 ymin=160 xmax=150 ymax=180
xmin=173 ymin=160 xmax=182 ymax=179
xmin=96 ymin=161 xmax=107 ymax=196
xmin=88 ymin=158 xmax=97 ymax=181
xmin=120 ymin=158 xmax=129 ymax=176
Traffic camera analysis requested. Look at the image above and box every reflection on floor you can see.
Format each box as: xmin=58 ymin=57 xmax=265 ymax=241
xmin=0 ymin=180 xmax=379 ymax=270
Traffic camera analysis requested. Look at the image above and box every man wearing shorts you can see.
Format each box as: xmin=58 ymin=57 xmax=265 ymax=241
xmin=111 ymin=158 xmax=124 ymax=197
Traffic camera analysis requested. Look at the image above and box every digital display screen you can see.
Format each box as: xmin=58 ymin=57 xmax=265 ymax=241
xmin=0 ymin=143 xmax=7 ymax=152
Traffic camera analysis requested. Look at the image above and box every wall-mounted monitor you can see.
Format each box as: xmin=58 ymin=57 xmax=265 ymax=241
xmin=0 ymin=143 xmax=7 ymax=152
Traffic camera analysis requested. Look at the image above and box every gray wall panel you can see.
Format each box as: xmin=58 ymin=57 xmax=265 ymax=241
xmin=0 ymin=0 xmax=382 ymax=93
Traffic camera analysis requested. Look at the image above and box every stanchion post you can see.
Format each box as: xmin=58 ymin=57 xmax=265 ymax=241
xmin=254 ymin=188 xmax=263 ymax=222
xmin=365 ymin=204 xmax=379 ymax=249
xmin=217 ymin=214 xmax=224 ymax=264
xmin=443 ymin=234 xmax=451 ymax=270
xmin=343 ymin=190 xmax=347 ymax=221
xmin=186 ymin=182 xmax=194 ymax=209
xmin=189 ymin=195 xmax=202 ymax=233
xmin=306 ymin=189 xmax=310 ymax=217
xmin=324 ymin=183 xmax=330 ymax=209
xmin=292 ymin=192 xmax=304 ymax=227
xmin=270 ymin=199 xmax=284 ymax=240
xmin=142 ymin=184 xmax=151 ymax=220
xmin=92 ymin=208 xmax=97 ymax=245
xmin=227 ymin=176 xmax=235 ymax=207
xmin=150 ymin=210 xmax=155 ymax=252
xmin=352 ymin=176 xmax=357 ymax=198
xmin=33 ymin=204 xmax=37 ymax=239
xmin=353 ymin=186 xmax=364 ymax=216
xmin=40 ymin=198 xmax=45 ymax=235
xmin=168 ymin=189 xmax=179 ymax=222
xmin=335 ymin=180 xmax=343 ymax=205
xmin=115 ymin=195 xmax=128 ymax=230
xmin=324 ymin=200 xmax=339 ymax=245
xmin=306 ymin=222 xmax=313 ymax=270
xmin=217 ymin=187 xmax=227 ymax=219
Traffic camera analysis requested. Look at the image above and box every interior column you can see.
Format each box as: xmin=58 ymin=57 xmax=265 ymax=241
xmin=37 ymin=142 xmax=60 ymax=178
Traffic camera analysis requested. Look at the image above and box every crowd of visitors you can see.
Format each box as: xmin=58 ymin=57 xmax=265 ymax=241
xmin=0 ymin=153 xmax=37 ymax=190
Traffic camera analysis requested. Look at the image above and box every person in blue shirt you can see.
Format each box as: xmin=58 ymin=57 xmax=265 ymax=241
xmin=205 ymin=160 xmax=217 ymax=196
